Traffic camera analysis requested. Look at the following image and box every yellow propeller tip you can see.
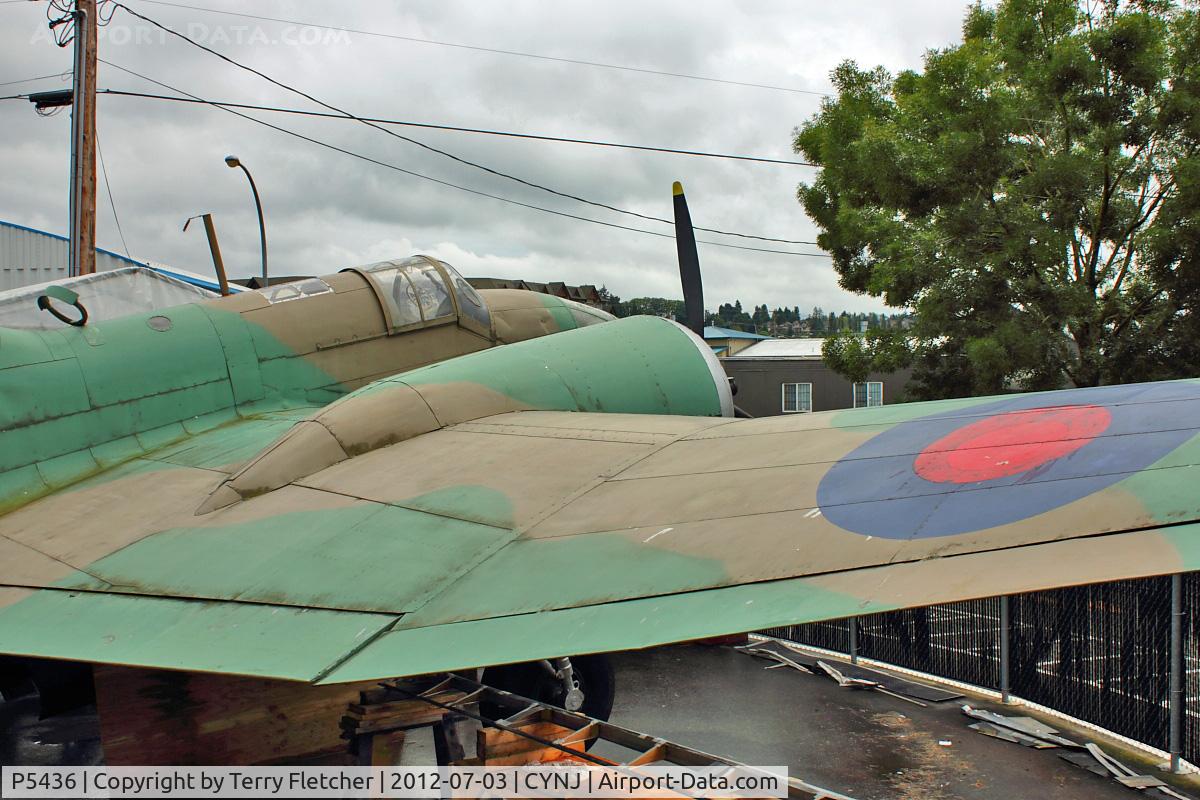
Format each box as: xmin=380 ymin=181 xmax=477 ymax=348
xmin=672 ymin=181 xmax=684 ymax=196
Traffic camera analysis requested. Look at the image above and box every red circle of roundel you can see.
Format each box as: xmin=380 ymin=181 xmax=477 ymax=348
xmin=914 ymin=405 xmax=1112 ymax=484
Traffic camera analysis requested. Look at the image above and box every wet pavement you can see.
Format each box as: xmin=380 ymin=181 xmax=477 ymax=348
xmin=3 ymin=643 xmax=1199 ymax=800
xmin=608 ymin=643 xmax=1196 ymax=800
xmin=0 ymin=688 xmax=102 ymax=767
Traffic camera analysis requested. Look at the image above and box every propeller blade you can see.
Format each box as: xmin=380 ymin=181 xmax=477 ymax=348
xmin=672 ymin=181 xmax=705 ymax=337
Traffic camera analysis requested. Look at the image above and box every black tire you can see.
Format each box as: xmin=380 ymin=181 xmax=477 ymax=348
xmin=480 ymin=654 xmax=615 ymax=723
xmin=0 ymin=657 xmax=29 ymax=702
xmin=14 ymin=659 xmax=93 ymax=717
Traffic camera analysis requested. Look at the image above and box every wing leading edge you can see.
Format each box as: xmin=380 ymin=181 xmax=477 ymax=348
xmin=0 ymin=376 xmax=1198 ymax=683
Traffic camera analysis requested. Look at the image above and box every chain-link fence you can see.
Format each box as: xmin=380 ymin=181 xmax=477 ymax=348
xmin=761 ymin=618 xmax=850 ymax=654
xmin=763 ymin=573 xmax=1196 ymax=764
xmin=1009 ymin=578 xmax=1173 ymax=751
xmin=1184 ymin=573 xmax=1200 ymax=765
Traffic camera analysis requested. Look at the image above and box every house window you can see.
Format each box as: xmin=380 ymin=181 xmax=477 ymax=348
xmin=782 ymin=382 xmax=812 ymax=413
xmin=853 ymin=381 xmax=884 ymax=408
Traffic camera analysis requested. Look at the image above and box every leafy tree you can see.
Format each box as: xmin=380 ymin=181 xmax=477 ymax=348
xmin=595 ymin=286 xmax=620 ymax=315
xmin=823 ymin=329 xmax=915 ymax=384
xmin=617 ymin=297 xmax=686 ymax=321
xmin=796 ymin=0 xmax=1200 ymax=397
xmin=711 ymin=300 xmax=755 ymax=329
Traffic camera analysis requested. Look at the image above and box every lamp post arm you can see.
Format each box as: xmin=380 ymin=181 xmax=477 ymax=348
xmin=239 ymin=164 xmax=267 ymax=288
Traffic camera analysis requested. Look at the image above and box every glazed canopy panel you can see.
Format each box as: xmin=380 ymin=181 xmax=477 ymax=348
xmin=349 ymin=256 xmax=497 ymax=339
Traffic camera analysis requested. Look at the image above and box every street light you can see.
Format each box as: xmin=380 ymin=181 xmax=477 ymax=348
xmin=224 ymin=154 xmax=268 ymax=287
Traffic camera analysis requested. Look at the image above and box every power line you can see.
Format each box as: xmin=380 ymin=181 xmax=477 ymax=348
xmin=97 ymin=89 xmax=816 ymax=168
xmin=133 ymin=0 xmax=832 ymax=97
xmin=0 ymin=72 xmax=70 ymax=88
xmin=95 ymin=126 xmax=134 ymax=260
xmin=110 ymin=3 xmax=817 ymax=247
xmin=98 ymin=59 xmax=831 ymax=259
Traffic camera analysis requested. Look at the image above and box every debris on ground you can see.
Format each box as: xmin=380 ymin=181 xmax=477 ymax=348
xmin=738 ymin=640 xmax=962 ymax=705
xmin=960 ymin=705 xmax=1193 ymax=800
xmin=962 ymin=705 xmax=1080 ymax=748
xmin=816 ymin=660 xmax=928 ymax=707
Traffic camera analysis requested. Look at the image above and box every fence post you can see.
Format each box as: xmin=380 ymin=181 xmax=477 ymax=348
xmin=1170 ymin=573 xmax=1184 ymax=773
xmin=848 ymin=618 xmax=858 ymax=665
xmin=1000 ymin=595 xmax=1011 ymax=704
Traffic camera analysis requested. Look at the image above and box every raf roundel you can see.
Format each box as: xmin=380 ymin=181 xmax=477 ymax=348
xmin=816 ymin=381 xmax=1200 ymax=539
xmin=912 ymin=404 xmax=1111 ymax=484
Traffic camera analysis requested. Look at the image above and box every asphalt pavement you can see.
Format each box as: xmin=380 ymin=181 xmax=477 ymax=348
xmin=608 ymin=643 xmax=1194 ymax=800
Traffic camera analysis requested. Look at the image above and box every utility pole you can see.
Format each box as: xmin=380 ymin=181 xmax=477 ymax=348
xmin=67 ymin=0 xmax=97 ymax=276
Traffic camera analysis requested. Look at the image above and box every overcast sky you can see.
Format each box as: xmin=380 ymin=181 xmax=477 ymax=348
xmin=1 ymin=0 xmax=965 ymax=312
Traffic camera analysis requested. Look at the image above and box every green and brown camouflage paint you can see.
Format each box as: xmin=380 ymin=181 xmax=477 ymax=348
xmin=1 ymin=259 xmax=1198 ymax=686
xmin=0 ymin=258 xmax=612 ymax=512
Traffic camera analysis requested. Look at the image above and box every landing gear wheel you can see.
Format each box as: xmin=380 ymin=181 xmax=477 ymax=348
xmin=480 ymin=654 xmax=615 ymax=723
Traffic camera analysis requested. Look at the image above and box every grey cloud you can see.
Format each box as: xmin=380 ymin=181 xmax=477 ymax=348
xmin=1 ymin=0 xmax=971 ymax=310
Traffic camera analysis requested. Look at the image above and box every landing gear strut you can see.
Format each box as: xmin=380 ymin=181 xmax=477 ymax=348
xmin=480 ymin=654 xmax=615 ymax=722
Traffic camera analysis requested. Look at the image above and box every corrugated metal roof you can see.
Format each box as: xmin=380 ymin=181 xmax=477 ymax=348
xmin=703 ymin=325 xmax=770 ymax=340
xmin=725 ymin=338 xmax=826 ymax=358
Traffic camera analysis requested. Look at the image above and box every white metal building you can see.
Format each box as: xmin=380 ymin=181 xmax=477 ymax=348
xmin=0 ymin=220 xmax=147 ymax=291
xmin=0 ymin=220 xmax=244 ymax=328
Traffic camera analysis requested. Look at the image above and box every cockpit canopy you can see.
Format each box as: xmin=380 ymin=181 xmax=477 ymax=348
xmin=341 ymin=255 xmax=491 ymax=337
xmin=250 ymin=254 xmax=615 ymax=345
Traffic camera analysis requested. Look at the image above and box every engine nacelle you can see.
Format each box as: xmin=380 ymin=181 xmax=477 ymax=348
xmin=198 ymin=315 xmax=733 ymax=512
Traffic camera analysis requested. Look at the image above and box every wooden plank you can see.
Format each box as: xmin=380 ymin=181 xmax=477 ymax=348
xmin=557 ymin=722 xmax=600 ymax=746
xmin=467 ymin=747 xmax=593 ymax=767
xmin=628 ymin=744 xmax=666 ymax=766
xmin=370 ymin=731 xmax=406 ymax=767
xmin=348 ymin=691 xmax=466 ymax=720
xmin=343 ymin=691 xmax=467 ymax=734
xmin=476 ymin=722 xmax=590 ymax=765
xmin=95 ymin=665 xmax=378 ymax=765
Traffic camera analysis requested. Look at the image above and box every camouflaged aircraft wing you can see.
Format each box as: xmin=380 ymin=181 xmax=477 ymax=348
xmin=1 ymin=315 xmax=1198 ymax=684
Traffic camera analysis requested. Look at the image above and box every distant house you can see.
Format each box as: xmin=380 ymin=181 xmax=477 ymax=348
xmin=702 ymin=325 xmax=769 ymax=357
xmin=467 ymin=277 xmax=614 ymax=314
xmin=720 ymin=338 xmax=913 ymax=417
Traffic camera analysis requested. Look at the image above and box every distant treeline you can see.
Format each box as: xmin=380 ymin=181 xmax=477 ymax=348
xmin=609 ymin=296 xmax=912 ymax=338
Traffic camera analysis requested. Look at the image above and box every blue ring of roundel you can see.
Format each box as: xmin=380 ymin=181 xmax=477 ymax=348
xmin=815 ymin=381 xmax=1200 ymax=539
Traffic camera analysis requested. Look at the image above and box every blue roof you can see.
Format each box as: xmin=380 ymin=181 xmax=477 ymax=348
xmin=703 ymin=325 xmax=770 ymax=340
xmin=149 ymin=265 xmax=245 ymax=294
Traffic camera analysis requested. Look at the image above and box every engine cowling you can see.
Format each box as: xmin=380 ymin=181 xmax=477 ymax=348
xmin=197 ymin=315 xmax=733 ymax=512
